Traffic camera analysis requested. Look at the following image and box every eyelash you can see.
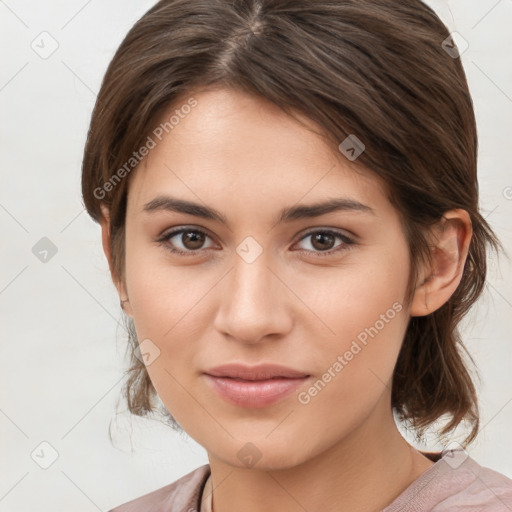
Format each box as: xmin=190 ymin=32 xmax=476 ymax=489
xmin=156 ymin=227 xmax=356 ymax=258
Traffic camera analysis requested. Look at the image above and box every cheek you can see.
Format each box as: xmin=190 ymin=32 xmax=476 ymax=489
xmin=288 ymin=280 xmax=409 ymax=452
xmin=124 ymin=233 xmax=209 ymax=333
xmin=298 ymin=244 xmax=410 ymax=400
xmin=123 ymin=248 xmax=212 ymax=427
xmin=123 ymin=240 xmax=217 ymax=379
xmin=294 ymin=239 xmax=410 ymax=346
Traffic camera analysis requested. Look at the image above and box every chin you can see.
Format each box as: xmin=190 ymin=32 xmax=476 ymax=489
xmin=208 ymin=435 xmax=315 ymax=472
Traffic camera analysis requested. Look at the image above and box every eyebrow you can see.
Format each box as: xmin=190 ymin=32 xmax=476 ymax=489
xmin=142 ymin=195 xmax=375 ymax=226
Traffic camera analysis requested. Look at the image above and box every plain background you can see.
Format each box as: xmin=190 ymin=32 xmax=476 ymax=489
xmin=1 ymin=0 xmax=511 ymax=510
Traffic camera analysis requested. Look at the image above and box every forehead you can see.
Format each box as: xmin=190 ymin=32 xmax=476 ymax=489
xmin=126 ymin=87 xmax=392 ymax=222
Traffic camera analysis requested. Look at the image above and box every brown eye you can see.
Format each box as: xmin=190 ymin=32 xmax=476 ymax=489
xmin=294 ymin=229 xmax=355 ymax=257
xmin=158 ymin=228 xmax=215 ymax=255
xmin=180 ymin=230 xmax=206 ymax=250
xmin=310 ymin=232 xmax=336 ymax=251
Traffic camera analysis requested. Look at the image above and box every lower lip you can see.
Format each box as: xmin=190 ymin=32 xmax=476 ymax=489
xmin=204 ymin=375 xmax=310 ymax=408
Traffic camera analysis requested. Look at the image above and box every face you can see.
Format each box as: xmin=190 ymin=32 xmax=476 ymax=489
xmin=117 ymin=87 xmax=414 ymax=470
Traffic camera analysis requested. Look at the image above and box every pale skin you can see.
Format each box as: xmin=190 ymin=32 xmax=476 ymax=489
xmin=100 ymin=87 xmax=473 ymax=512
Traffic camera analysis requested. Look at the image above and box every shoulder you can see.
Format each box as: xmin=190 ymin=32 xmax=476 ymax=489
xmin=107 ymin=464 xmax=211 ymax=512
xmin=437 ymin=452 xmax=512 ymax=511
xmin=385 ymin=449 xmax=512 ymax=511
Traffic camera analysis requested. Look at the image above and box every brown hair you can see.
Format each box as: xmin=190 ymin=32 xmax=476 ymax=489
xmin=81 ymin=0 xmax=501 ymax=447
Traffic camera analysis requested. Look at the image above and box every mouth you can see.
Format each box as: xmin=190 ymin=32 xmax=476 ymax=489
xmin=204 ymin=363 xmax=310 ymax=380
xmin=203 ymin=363 xmax=311 ymax=408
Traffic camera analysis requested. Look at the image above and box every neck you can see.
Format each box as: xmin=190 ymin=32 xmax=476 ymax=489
xmin=205 ymin=400 xmax=434 ymax=512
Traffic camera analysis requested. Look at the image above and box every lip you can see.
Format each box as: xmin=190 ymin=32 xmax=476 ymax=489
xmin=203 ymin=364 xmax=311 ymax=408
xmin=204 ymin=363 xmax=310 ymax=380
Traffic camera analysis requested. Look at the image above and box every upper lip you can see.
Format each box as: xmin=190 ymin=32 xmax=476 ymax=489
xmin=204 ymin=364 xmax=310 ymax=381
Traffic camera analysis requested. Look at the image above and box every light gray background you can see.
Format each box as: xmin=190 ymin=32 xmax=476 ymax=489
xmin=1 ymin=1 xmax=511 ymax=510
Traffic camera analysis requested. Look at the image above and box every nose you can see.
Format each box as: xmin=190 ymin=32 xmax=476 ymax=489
xmin=213 ymin=250 xmax=293 ymax=345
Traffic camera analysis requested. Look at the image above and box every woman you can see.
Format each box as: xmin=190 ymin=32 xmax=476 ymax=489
xmin=81 ymin=0 xmax=512 ymax=510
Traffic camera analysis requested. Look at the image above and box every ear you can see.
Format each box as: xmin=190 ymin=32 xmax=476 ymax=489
xmin=99 ymin=205 xmax=133 ymax=317
xmin=409 ymin=209 xmax=472 ymax=316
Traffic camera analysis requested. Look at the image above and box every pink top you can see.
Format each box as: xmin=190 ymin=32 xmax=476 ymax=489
xmin=108 ymin=448 xmax=512 ymax=511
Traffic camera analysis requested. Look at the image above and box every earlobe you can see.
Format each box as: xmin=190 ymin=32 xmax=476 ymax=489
xmin=409 ymin=209 xmax=472 ymax=317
